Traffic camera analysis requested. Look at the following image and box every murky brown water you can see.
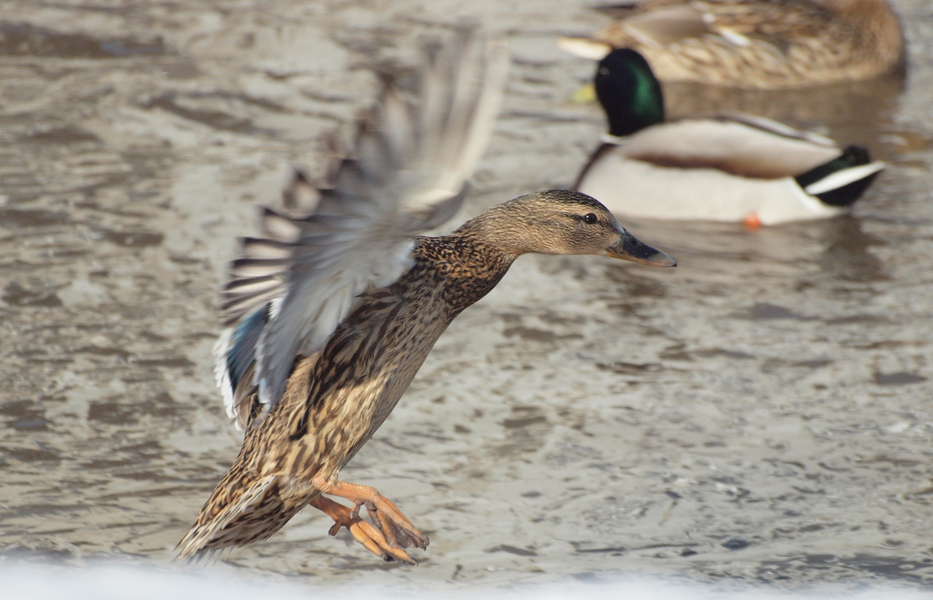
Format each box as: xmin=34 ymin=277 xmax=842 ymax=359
xmin=2 ymin=0 xmax=933 ymax=591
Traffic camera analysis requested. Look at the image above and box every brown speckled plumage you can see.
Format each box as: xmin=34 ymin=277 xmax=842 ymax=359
xmin=563 ymin=0 xmax=905 ymax=89
xmin=176 ymin=30 xmax=676 ymax=564
xmin=177 ymin=29 xmax=517 ymax=564
xmin=177 ymin=189 xmax=676 ymax=564
xmin=178 ymin=223 xmax=514 ymax=557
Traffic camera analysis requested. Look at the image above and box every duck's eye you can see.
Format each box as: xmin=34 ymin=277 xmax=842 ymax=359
xmin=583 ymin=213 xmax=598 ymax=224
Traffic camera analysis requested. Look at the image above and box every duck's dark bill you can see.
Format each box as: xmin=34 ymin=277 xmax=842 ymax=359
xmin=607 ymin=231 xmax=677 ymax=267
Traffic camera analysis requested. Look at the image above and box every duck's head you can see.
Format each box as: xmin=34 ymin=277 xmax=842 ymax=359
xmin=464 ymin=189 xmax=676 ymax=267
xmin=595 ymin=48 xmax=665 ymax=137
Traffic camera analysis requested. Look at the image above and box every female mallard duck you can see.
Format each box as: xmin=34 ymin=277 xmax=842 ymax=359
xmin=176 ymin=32 xmax=676 ymax=565
xmin=559 ymin=0 xmax=905 ymax=89
xmin=574 ymin=48 xmax=886 ymax=226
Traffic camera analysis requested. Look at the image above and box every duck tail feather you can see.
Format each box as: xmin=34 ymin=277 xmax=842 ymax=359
xmin=175 ymin=472 xmax=292 ymax=561
xmin=794 ymin=145 xmax=886 ymax=208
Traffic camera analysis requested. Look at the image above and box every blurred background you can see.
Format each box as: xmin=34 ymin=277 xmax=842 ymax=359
xmin=1 ymin=0 xmax=932 ymax=593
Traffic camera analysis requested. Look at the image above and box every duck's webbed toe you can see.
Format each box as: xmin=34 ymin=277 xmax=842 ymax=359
xmin=312 ymin=475 xmax=429 ymax=562
xmin=310 ymin=495 xmax=419 ymax=565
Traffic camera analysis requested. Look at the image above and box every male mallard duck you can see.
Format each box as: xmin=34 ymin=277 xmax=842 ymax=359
xmin=574 ymin=48 xmax=886 ymax=226
xmin=176 ymin=32 xmax=676 ymax=565
xmin=559 ymin=0 xmax=905 ymax=89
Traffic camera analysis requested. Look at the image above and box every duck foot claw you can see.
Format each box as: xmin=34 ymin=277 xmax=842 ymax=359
xmin=310 ymin=495 xmax=417 ymax=565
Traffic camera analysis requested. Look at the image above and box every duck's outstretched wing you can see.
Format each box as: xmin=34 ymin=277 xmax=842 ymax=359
xmin=214 ymin=30 xmax=508 ymax=424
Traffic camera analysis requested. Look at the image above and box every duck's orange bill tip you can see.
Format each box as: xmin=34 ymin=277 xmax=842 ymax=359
xmin=607 ymin=231 xmax=677 ymax=268
xmin=743 ymin=213 xmax=763 ymax=230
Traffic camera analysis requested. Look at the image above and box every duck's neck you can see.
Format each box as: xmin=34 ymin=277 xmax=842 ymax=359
xmin=414 ymin=223 xmax=517 ymax=320
xmin=595 ymin=50 xmax=666 ymax=137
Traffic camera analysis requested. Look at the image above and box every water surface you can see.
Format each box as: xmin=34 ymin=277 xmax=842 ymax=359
xmin=1 ymin=0 xmax=933 ymax=590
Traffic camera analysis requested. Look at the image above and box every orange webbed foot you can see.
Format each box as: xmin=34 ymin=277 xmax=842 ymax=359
xmin=312 ymin=475 xmax=429 ymax=559
xmin=309 ymin=495 xmax=418 ymax=565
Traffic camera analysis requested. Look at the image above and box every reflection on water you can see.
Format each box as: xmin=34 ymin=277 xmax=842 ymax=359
xmin=1 ymin=0 xmax=933 ymax=591
xmin=814 ymin=216 xmax=889 ymax=283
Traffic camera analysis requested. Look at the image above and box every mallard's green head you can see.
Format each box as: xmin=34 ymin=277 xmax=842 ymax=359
xmin=460 ymin=189 xmax=676 ymax=267
xmin=595 ymin=48 xmax=665 ymax=137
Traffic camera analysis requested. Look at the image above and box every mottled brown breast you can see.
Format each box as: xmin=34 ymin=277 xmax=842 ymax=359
xmin=246 ymin=234 xmax=515 ymax=482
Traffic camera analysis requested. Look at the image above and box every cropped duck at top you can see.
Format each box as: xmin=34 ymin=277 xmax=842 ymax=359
xmin=573 ymin=48 xmax=886 ymax=227
xmin=176 ymin=30 xmax=675 ymax=565
xmin=559 ymin=0 xmax=906 ymax=89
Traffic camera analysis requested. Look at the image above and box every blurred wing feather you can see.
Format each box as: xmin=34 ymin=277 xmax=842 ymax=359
xmin=213 ymin=30 xmax=507 ymax=419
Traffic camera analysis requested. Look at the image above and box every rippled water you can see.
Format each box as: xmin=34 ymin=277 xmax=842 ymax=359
xmin=1 ymin=0 xmax=933 ymax=591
